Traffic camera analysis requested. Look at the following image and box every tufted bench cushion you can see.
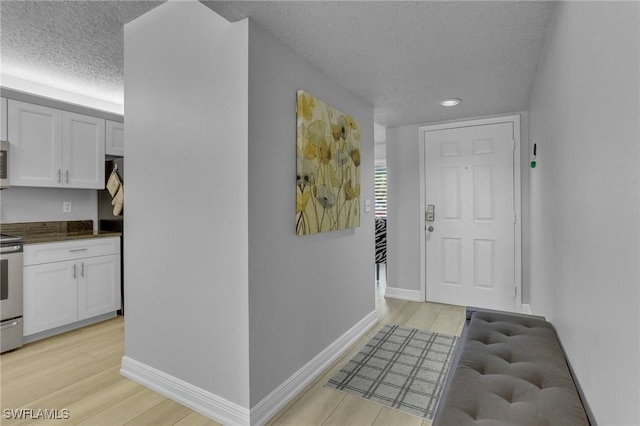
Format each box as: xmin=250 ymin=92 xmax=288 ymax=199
xmin=433 ymin=309 xmax=590 ymax=426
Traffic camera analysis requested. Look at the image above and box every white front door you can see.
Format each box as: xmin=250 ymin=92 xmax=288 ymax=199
xmin=423 ymin=121 xmax=517 ymax=311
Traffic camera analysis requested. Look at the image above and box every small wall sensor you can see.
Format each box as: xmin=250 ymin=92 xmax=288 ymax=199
xmin=530 ymin=143 xmax=537 ymax=169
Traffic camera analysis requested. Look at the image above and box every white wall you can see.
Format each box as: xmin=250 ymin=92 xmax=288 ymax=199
xmin=247 ymin=21 xmax=375 ymax=405
xmin=528 ymin=2 xmax=639 ymax=424
xmin=386 ymin=114 xmax=530 ymax=302
xmin=0 ymin=187 xmax=96 ymax=226
xmin=123 ymin=1 xmax=250 ymax=409
xmin=374 ymin=143 xmax=386 ymax=163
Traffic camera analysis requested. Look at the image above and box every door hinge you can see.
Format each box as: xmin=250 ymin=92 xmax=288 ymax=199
xmin=512 ymin=139 xmax=516 ymax=151
xmin=513 ymin=212 xmax=517 ymax=224
xmin=514 ymin=286 xmax=517 ymax=298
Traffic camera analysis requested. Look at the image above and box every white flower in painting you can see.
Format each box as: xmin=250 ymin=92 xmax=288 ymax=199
xmin=316 ymin=184 xmax=336 ymax=209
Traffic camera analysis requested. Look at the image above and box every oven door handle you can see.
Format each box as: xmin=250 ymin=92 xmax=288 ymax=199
xmin=0 ymin=320 xmax=20 ymax=330
xmin=0 ymin=245 xmax=22 ymax=254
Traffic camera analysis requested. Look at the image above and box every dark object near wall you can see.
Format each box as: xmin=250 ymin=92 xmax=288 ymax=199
xmin=434 ymin=308 xmax=591 ymax=426
xmin=375 ymin=218 xmax=387 ymax=281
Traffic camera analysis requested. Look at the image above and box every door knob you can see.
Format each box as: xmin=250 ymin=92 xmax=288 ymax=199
xmin=428 ymin=225 xmax=434 ymax=232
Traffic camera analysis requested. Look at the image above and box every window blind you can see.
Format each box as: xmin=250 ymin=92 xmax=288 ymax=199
xmin=374 ymin=165 xmax=387 ymax=218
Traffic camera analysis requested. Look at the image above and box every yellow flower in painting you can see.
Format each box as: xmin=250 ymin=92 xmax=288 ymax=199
xmin=297 ymin=190 xmax=311 ymax=213
xmin=338 ymin=115 xmax=348 ymax=139
xmin=297 ymin=92 xmax=315 ymax=121
xmin=319 ymin=139 xmax=333 ymax=165
xmin=331 ymin=124 xmax=342 ymax=142
xmin=306 ymin=120 xmax=326 ymax=147
xmin=350 ymin=147 xmax=361 ymax=167
xmin=344 ymin=180 xmax=361 ymax=200
xmin=330 ymin=164 xmax=341 ymax=189
xmin=352 ymin=127 xmax=361 ymax=142
xmin=304 ymin=141 xmax=316 ymax=159
xmin=345 ymin=116 xmax=360 ymax=141
xmin=345 ymin=115 xmax=358 ymax=130
xmin=331 ymin=116 xmax=348 ymax=142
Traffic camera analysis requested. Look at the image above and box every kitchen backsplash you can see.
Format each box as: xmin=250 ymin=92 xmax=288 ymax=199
xmin=0 ymin=187 xmax=97 ymax=224
xmin=1 ymin=220 xmax=93 ymax=238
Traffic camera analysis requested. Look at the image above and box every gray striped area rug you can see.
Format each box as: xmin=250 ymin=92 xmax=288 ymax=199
xmin=325 ymin=324 xmax=458 ymax=420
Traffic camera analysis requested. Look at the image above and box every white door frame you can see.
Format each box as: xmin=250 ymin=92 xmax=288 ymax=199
xmin=418 ymin=115 xmax=522 ymax=310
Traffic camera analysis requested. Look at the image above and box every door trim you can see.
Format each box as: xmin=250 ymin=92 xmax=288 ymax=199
xmin=418 ymin=115 xmax=522 ymax=311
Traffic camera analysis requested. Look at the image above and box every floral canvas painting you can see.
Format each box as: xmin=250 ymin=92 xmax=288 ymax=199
xmin=296 ymin=90 xmax=361 ymax=235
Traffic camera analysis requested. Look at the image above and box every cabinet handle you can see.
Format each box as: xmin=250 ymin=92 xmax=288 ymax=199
xmin=80 ymin=262 xmax=85 ymax=278
xmin=73 ymin=264 xmax=77 ymax=279
xmin=0 ymin=320 xmax=20 ymax=330
xmin=69 ymin=248 xmax=88 ymax=252
xmin=65 ymin=170 xmax=69 ymax=184
xmin=58 ymin=169 xmax=62 ymax=183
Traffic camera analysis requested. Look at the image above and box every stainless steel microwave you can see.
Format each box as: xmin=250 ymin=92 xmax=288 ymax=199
xmin=0 ymin=141 xmax=9 ymax=189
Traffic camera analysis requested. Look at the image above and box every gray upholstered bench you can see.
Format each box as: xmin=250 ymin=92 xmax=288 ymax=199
xmin=434 ymin=307 xmax=591 ymax=426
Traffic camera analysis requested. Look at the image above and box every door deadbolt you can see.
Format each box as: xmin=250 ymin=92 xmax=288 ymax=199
xmin=426 ymin=205 xmax=435 ymax=222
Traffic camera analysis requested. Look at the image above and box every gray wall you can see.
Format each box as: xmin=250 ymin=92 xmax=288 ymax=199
xmin=528 ymin=2 xmax=639 ymax=424
xmin=386 ymin=114 xmax=531 ymax=303
xmin=123 ymin=2 xmax=376 ymax=413
xmin=386 ymin=124 xmax=423 ymax=293
xmin=124 ymin=1 xmax=251 ymax=408
xmin=0 ymin=187 xmax=97 ymax=226
xmin=247 ymin=21 xmax=375 ymax=405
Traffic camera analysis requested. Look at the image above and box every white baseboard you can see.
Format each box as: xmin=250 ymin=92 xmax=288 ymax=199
xmin=120 ymin=356 xmax=250 ymax=426
xmin=384 ymin=286 xmax=422 ymax=302
xmin=121 ymin=311 xmax=378 ymax=426
xmin=521 ymin=304 xmax=532 ymax=315
xmin=250 ymin=310 xmax=378 ymax=425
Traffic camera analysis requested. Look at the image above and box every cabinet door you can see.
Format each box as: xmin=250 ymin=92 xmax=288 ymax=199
xmin=62 ymin=111 xmax=105 ymax=189
xmin=77 ymin=254 xmax=121 ymax=320
xmin=8 ymin=100 xmax=63 ymax=187
xmin=1 ymin=97 xmax=7 ymax=141
xmin=24 ymin=260 xmax=78 ymax=336
xmin=106 ymin=120 xmax=124 ymax=157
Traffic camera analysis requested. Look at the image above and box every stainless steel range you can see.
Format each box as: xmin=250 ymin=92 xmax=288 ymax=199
xmin=1 ymin=233 xmax=23 ymax=352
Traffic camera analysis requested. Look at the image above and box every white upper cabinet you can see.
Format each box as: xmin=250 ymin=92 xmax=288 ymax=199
xmin=8 ymin=100 xmax=105 ymax=189
xmin=1 ymin=97 xmax=7 ymax=141
xmin=62 ymin=111 xmax=105 ymax=188
xmin=8 ymin=100 xmax=63 ymax=187
xmin=106 ymin=120 xmax=124 ymax=157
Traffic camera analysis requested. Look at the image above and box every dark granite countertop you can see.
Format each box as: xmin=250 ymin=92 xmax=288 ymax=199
xmin=1 ymin=220 xmax=121 ymax=245
xmin=20 ymin=230 xmax=122 ymax=245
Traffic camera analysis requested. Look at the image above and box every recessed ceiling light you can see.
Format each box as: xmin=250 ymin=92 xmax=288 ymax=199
xmin=440 ymin=98 xmax=462 ymax=107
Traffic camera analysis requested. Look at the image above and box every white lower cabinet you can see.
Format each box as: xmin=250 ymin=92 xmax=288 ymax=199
xmin=23 ymin=238 xmax=121 ymax=338
xmin=23 ymin=260 xmax=78 ymax=335
xmin=78 ymin=254 xmax=120 ymax=321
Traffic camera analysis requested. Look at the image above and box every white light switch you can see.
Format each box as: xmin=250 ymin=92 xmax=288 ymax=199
xmin=364 ymin=199 xmax=372 ymax=213
xmin=63 ymin=202 xmax=72 ymax=213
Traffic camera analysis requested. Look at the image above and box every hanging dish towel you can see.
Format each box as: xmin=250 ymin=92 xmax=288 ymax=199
xmin=112 ymin=185 xmax=124 ymax=216
xmin=106 ymin=169 xmax=121 ymax=197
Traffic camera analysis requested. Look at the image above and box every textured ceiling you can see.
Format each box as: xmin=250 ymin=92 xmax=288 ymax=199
xmin=204 ymin=1 xmax=557 ymax=127
xmin=0 ymin=1 xmax=163 ymax=106
xmin=1 ymin=1 xmax=556 ymax=127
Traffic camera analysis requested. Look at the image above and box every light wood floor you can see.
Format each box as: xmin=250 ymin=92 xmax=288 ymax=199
xmin=267 ymin=283 xmax=466 ymax=426
xmin=1 ymin=279 xmax=465 ymax=426
xmin=0 ymin=317 xmax=220 ymax=426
